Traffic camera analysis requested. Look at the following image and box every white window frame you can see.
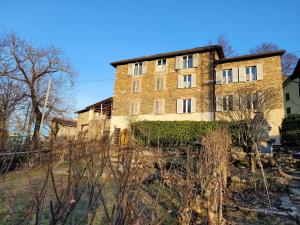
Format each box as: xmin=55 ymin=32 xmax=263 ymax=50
xmin=156 ymin=77 xmax=164 ymax=91
xmin=134 ymin=62 xmax=143 ymax=76
xmin=183 ymin=98 xmax=192 ymax=113
xmin=182 ymin=55 xmax=193 ymax=69
xmin=132 ymin=80 xmax=141 ymax=93
xmin=154 ymin=99 xmax=165 ymax=115
xmin=245 ymin=66 xmax=257 ymax=82
xmin=156 ymin=59 xmax=167 ymax=73
xmin=222 ymin=69 xmax=233 ymax=84
xmin=183 ymin=75 xmax=192 ymax=88
xmin=130 ymin=102 xmax=139 ymax=115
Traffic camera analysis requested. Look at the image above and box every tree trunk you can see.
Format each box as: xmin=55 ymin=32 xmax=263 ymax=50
xmin=0 ymin=118 xmax=8 ymax=151
xmin=31 ymin=104 xmax=42 ymax=150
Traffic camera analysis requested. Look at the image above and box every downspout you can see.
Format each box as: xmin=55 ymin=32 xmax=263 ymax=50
xmin=210 ymin=51 xmax=217 ymax=121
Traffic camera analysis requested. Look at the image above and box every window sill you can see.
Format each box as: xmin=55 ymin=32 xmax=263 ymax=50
xmin=128 ymin=74 xmax=147 ymax=77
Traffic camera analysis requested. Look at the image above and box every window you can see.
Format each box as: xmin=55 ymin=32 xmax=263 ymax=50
xmin=157 ymin=59 xmax=166 ymax=66
xmin=132 ymin=80 xmax=141 ymax=93
xmin=134 ymin=62 xmax=143 ymax=75
xmin=183 ymin=75 xmax=192 ymax=88
xmin=155 ymin=99 xmax=165 ymax=114
xmin=130 ymin=102 xmax=139 ymax=115
xmin=242 ymin=93 xmax=261 ymax=110
xmin=221 ymin=95 xmax=234 ymax=111
xmin=183 ymin=98 xmax=192 ymax=113
xmin=285 ymin=93 xmax=290 ymax=101
xmin=246 ymin=66 xmax=257 ymax=81
xmin=182 ymin=55 xmax=193 ymax=69
xmin=222 ymin=69 xmax=233 ymax=84
xmin=287 ymin=107 xmax=291 ymax=115
xmin=156 ymin=77 xmax=164 ymax=91
xmin=156 ymin=59 xmax=167 ymax=72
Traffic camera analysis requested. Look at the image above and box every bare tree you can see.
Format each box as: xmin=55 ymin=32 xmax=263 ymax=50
xmin=217 ymin=34 xmax=236 ymax=57
xmin=0 ymin=77 xmax=25 ymax=150
xmin=0 ymin=33 xmax=75 ymax=147
xmin=217 ymin=85 xmax=281 ymax=207
xmin=249 ymin=43 xmax=298 ymax=75
xmin=198 ymin=128 xmax=230 ymax=225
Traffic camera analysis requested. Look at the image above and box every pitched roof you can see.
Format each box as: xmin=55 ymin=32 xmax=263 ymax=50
xmin=76 ymin=97 xmax=113 ymax=114
xmin=290 ymin=59 xmax=300 ymax=80
xmin=52 ymin=117 xmax=77 ymax=127
xmin=216 ymin=50 xmax=285 ymax=64
xmin=283 ymin=59 xmax=300 ymax=86
xmin=110 ymin=45 xmax=224 ymax=67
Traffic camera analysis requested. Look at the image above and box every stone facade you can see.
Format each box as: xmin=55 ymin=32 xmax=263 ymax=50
xmin=110 ymin=46 xmax=285 ymax=142
xmin=76 ymin=97 xmax=112 ymax=139
xmin=111 ymin=50 xmax=218 ymax=132
xmin=215 ymin=55 xmax=285 ymax=141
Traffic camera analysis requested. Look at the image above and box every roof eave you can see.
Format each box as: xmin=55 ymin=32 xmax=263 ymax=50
xmin=110 ymin=45 xmax=224 ymax=67
xmin=216 ymin=50 xmax=286 ymax=64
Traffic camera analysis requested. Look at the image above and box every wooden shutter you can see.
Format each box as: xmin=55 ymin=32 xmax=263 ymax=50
xmin=154 ymin=100 xmax=159 ymax=114
xmin=161 ymin=99 xmax=165 ymax=114
xmin=216 ymin=70 xmax=222 ymax=84
xmin=257 ymin=64 xmax=263 ymax=80
xmin=239 ymin=67 xmax=246 ymax=82
xmin=216 ymin=96 xmax=223 ymax=111
xmin=142 ymin=61 xmax=147 ymax=74
xmin=155 ymin=60 xmax=159 ymax=73
xmin=175 ymin=56 xmax=182 ymax=70
xmin=191 ymin=74 xmax=196 ymax=87
xmin=160 ymin=77 xmax=164 ymax=90
xmin=137 ymin=102 xmax=140 ymax=115
xmin=128 ymin=64 xmax=133 ymax=76
xmin=130 ymin=102 xmax=135 ymax=115
xmin=193 ymin=53 xmax=199 ymax=67
xmin=232 ymin=67 xmax=239 ymax=82
xmin=177 ymin=75 xmax=183 ymax=88
xmin=176 ymin=99 xmax=183 ymax=113
xmin=233 ymin=95 xmax=239 ymax=110
xmin=132 ymin=80 xmax=136 ymax=92
xmin=191 ymin=98 xmax=196 ymax=112
xmin=137 ymin=80 xmax=141 ymax=92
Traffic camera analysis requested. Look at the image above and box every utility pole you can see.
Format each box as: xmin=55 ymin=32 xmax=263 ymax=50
xmin=39 ymin=80 xmax=51 ymax=135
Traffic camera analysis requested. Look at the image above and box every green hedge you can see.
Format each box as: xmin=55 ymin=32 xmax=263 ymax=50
xmin=132 ymin=120 xmax=227 ymax=146
xmin=281 ymin=114 xmax=300 ymax=145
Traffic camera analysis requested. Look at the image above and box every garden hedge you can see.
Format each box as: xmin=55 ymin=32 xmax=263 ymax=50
xmin=281 ymin=114 xmax=300 ymax=145
xmin=132 ymin=120 xmax=234 ymax=146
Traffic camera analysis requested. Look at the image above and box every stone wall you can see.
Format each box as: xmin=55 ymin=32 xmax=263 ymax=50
xmin=112 ymin=52 xmax=214 ymax=116
xmin=215 ymin=55 xmax=284 ymax=142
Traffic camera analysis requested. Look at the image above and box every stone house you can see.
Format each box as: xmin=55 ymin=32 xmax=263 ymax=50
xmin=76 ymin=97 xmax=112 ymax=139
xmin=51 ymin=117 xmax=77 ymax=139
xmin=110 ymin=45 xmax=285 ymax=143
xmin=283 ymin=59 xmax=300 ymax=115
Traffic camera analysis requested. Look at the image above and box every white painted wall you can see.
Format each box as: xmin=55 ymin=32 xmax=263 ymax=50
xmin=284 ymin=78 xmax=300 ymax=115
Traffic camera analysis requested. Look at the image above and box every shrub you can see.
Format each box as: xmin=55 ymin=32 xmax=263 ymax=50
xmin=281 ymin=114 xmax=300 ymax=145
xmin=132 ymin=120 xmax=227 ymax=146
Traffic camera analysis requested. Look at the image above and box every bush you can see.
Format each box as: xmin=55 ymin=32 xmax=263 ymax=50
xmin=132 ymin=120 xmax=227 ymax=146
xmin=281 ymin=114 xmax=300 ymax=145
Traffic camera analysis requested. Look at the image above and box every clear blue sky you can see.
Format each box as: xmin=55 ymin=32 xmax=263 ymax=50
xmin=1 ymin=0 xmax=300 ymax=113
